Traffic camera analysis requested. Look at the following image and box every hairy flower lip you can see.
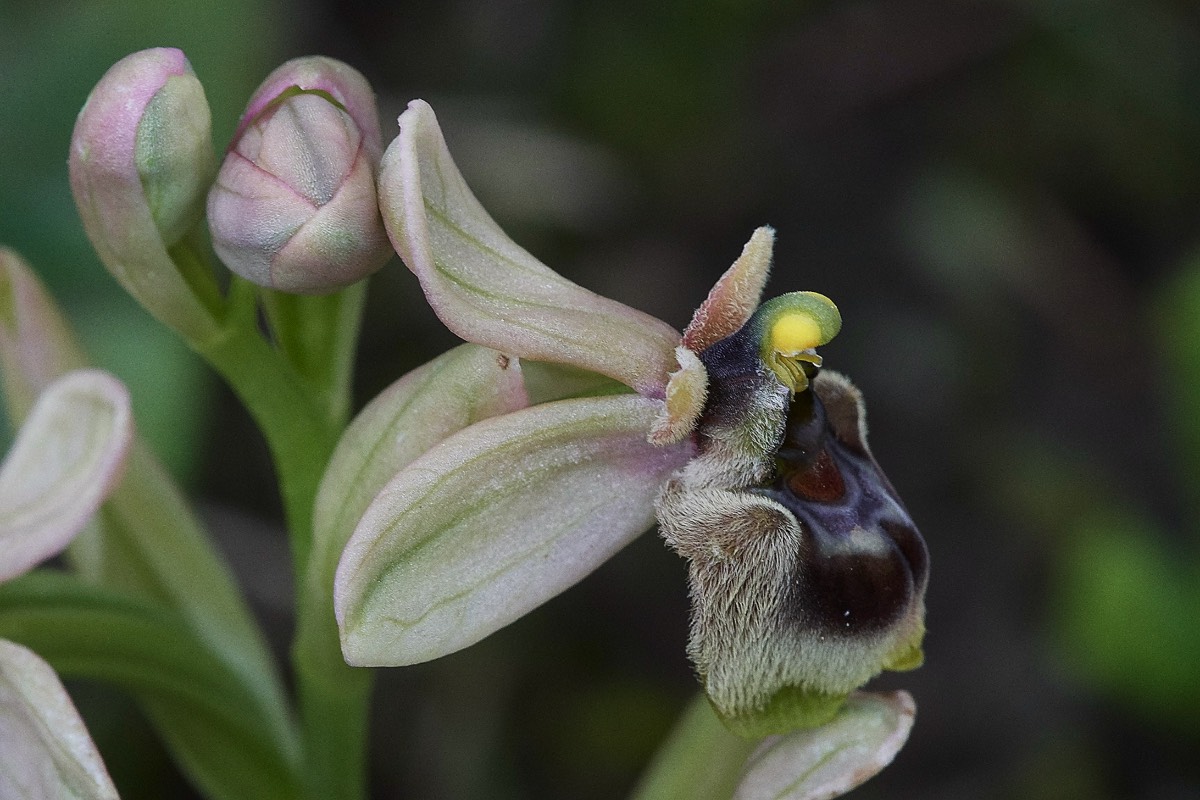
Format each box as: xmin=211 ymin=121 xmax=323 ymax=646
xmin=659 ymin=359 xmax=928 ymax=733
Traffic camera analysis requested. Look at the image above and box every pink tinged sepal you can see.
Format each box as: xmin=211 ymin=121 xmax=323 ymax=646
xmin=0 ymin=640 xmax=119 ymax=800
xmin=0 ymin=370 xmax=132 ymax=582
xmin=208 ymin=57 xmax=391 ymax=294
xmin=378 ymin=99 xmax=681 ymax=397
xmin=733 ymin=691 xmax=915 ymax=800
xmin=309 ymin=344 xmax=528 ymax=591
xmin=334 ymin=394 xmax=694 ymax=666
xmin=0 ymin=250 xmax=89 ymax=421
xmin=229 ymin=56 xmax=384 ymax=161
xmin=69 ymin=48 xmax=220 ymax=342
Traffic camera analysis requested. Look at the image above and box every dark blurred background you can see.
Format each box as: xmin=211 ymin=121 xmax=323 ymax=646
xmin=4 ymin=0 xmax=1200 ymax=798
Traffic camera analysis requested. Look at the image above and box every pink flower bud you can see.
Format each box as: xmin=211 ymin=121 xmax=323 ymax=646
xmin=69 ymin=48 xmax=220 ymax=342
xmin=207 ymin=57 xmax=391 ymax=294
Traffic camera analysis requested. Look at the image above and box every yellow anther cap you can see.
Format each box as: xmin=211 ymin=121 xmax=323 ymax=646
xmin=755 ymin=292 xmax=841 ymax=391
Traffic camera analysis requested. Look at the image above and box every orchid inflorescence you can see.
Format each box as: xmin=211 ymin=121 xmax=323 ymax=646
xmin=0 ymin=47 xmax=928 ymax=800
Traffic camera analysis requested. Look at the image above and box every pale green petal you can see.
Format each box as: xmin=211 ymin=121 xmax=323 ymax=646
xmin=0 ymin=371 xmax=131 ymax=582
xmin=733 ymin=691 xmax=915 ymax=800
xmin=378 ymin=99 xmax=680 ymax=396
xmin=335 ymin=394 xmax=692 ymax=666
xmin=0 ymin=639 xmax=119 ymax=800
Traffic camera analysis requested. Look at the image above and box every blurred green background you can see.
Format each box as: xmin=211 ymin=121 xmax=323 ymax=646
xmin=4 ymin=0 xmax=1200 ymax=798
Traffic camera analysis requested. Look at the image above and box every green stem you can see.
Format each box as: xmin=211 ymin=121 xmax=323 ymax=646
xmin=258 ymin=285 xmax=365 ymax=425
xmin=196 ymin=322 xmax=337 ymax=567
xmin=191 ymin=275 xmax=372 ymax=800
xmin=293 ymin=640 xmax=374 ymax=800
xmin=630 ymin=695 xmax=757 ymax=800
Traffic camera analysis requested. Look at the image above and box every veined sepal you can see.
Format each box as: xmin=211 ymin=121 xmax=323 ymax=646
xmin=334 ymin=393 xmax=694 ymax=666
xmin=378 ymin=99 xmax=681 ymax=396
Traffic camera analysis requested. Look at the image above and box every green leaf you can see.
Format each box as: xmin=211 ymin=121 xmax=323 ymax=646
xmin=0 ymin=638 xmax=119 ymax=800
xmin=0 ymin=253 xmax=299 ymax=780
xmin=630 ymin=695 xmax=754 ymax=800
xmin=69 ymin=441 xmax=299 ymax=763
xmin=335 ymin=394 xmax=693 ymax=666
xmin=0 ymin=571 xmax=301 ymax=800
xmin=378 ymin=99 xmax=681 ymax=397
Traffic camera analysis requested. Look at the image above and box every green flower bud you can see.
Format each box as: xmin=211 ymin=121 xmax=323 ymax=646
xmin=207 ymin=57 xmax=391 ymax=294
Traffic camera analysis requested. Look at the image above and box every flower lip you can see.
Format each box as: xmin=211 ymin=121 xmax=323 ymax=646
xmin=755 ymin=380 xmax=929 ymax=636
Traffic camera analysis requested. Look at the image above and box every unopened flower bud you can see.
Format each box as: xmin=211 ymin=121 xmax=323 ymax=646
xmin=69 ymin=48 xmax=219 ymax=341
xmin=207 ymin=57 xmax=391 ymax=294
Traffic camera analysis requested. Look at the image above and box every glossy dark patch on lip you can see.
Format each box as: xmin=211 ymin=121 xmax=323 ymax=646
xmin=786 ymin=448 xmax=845 ymax=502
xmin=757 ymin=386 xmax=926 ymax=635
xmin=795 ymin=534 xmax=914 ymax=635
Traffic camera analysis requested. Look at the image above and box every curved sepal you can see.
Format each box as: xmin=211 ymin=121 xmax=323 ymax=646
xmin=378 ymin=100 xmax=681 ymax=396
xmin=733 ymin=691 xmax=915 ymax=800
xmin=335 ymin=394 xmax=693 ymax=666
xmin=0 ymin=370 xmax=132 ymax=582
xmin=0 ymin=639 xmax=119 ymax=800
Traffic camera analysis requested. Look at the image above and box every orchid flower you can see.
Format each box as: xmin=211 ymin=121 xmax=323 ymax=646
xmin=328 ymin=98 xmax=929 ymax=753
xmin=0 ymin=366 xmax=133 ymax=800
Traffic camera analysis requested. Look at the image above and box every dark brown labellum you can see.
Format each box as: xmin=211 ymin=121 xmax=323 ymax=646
xmin=756 ymin=383 xmax=928 ymax=636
